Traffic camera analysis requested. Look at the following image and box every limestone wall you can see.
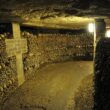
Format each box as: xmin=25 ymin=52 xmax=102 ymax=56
xmin=0 ymin=32 xmax=93 ymax=106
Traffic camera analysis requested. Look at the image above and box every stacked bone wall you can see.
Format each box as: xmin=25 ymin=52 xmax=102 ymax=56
xmin=0 ymin=34 xmax=17 ymax=107
xmin=22 ymin=32 xmax=93 ymax=79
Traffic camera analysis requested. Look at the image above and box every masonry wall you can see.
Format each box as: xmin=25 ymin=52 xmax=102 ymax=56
xmin=0 ymin=32 xmax=93 ymax=106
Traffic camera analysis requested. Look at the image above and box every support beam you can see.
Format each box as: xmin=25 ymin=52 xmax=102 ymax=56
xmin=12 ymin=22 xmax=25 ymax=86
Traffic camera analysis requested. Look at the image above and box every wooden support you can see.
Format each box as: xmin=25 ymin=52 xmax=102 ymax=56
xmin=5 ymin=22 xmax=27 ymax=86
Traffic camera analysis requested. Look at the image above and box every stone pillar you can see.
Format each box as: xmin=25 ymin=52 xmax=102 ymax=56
xmin=94 ymin=19 xmax=108 ymax=110
xmin=93 ymin=19 xmax=106 ymax=59
xmin=95 ymin=19 xmax=106 ymax=41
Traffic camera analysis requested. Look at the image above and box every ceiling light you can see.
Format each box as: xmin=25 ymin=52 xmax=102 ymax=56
xmin=106 ymin=30 xmax=110 ymax=38
xmin=88 ymin=23 xmax=94 ymax=33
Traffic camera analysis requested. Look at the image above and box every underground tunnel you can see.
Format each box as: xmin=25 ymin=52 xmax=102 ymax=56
xmin=0 ymin=0 xmax=110 ymax=110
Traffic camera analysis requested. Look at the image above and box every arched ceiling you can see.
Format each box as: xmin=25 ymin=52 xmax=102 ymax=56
xmin=0 ymin=0 xmax=110 ymax=29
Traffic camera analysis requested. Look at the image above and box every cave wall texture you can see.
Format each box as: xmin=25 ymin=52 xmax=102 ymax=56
xmin=0 ymin=0 xmax=110 ymax=25
xmin=1 ymin=0 xmax=110 ymax=17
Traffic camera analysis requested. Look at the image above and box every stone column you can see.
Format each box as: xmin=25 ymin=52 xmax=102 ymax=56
xmin=95 ymin=19 xmax=106 ymax=41
xmin=93 ymin=19 xmax=106 ymax=59
xmin=94 ymin=19 xmax=108 ymax=110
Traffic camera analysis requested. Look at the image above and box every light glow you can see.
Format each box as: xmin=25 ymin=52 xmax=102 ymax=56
xmin=88 ymin=23 xmax=94 ymax=33
xmin=106 ymin=30 xmax=110 ymax=38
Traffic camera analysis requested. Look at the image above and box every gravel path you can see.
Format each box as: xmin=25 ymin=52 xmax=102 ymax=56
xmin=2 ymin=61 xmax=93 ymax=110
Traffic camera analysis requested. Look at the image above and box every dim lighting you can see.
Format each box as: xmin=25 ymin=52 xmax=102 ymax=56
xmin=106 ymin=30 xmax=110 ymax=38
xmin=88 ymin=23 xmax=95 ymax=33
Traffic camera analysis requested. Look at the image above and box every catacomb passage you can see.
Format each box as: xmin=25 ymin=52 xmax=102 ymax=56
xmin=0 ymin=24 xmax=94 ymax=110
xmin=1 ymin=0 xmax=110 ymax=110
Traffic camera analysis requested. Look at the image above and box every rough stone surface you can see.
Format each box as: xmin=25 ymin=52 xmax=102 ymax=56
xmin=0 ymin=0 xmax=110 ymax=19
xmin=1 ymin=0 xmax=110 ymax=29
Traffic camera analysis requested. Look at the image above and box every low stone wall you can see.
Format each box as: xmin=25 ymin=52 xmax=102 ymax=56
xmin=0 ymin=32 xmax=93 ymax=107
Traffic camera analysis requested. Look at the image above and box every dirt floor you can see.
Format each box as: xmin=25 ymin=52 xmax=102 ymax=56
xmin=2 ymin=61 xmax=93 ymax=110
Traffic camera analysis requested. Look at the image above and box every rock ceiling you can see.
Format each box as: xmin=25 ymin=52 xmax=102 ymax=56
xmin=0 ymin=0 xmax=110 ymax=29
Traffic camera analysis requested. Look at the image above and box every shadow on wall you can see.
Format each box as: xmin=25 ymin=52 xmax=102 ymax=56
xmin=94 ymin=38 xmax=110 ymax=110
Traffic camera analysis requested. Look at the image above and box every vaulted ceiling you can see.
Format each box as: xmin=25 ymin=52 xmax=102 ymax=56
xmin=0 ymin=0 xmax=110 ymax=29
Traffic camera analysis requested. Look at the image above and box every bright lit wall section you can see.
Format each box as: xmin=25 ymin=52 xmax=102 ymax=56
xmin=106 ymin=30 xmax=110 ymax=38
